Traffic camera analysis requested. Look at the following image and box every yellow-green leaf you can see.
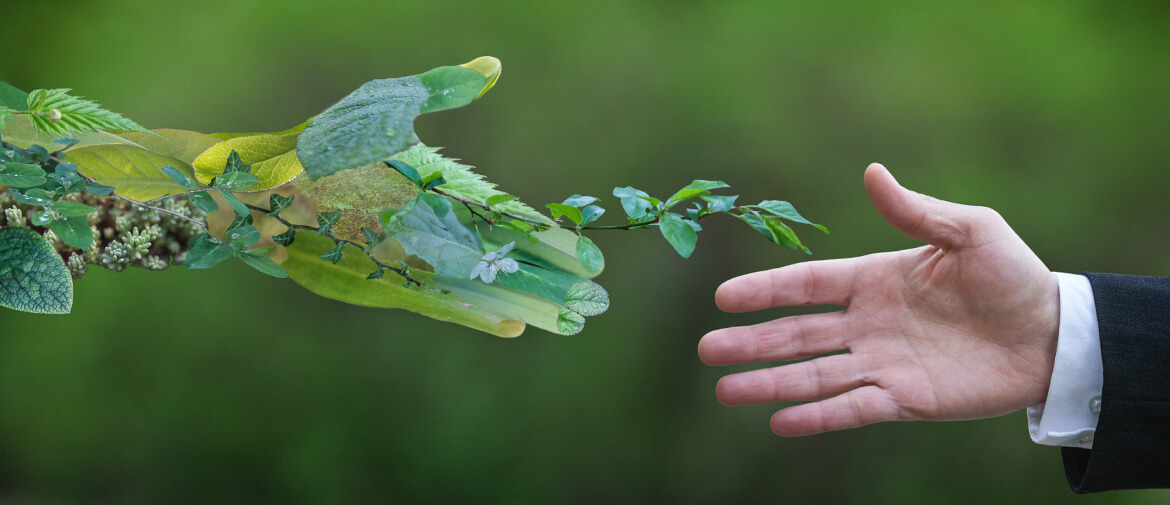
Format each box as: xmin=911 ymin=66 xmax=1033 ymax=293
xmin=209 ymin=120 xmax=308 ymax=141
xmin=281 ymin=231 xmax=525 ymax=338
xmin=192 ymin=133 xmax=304 ymax=191
xmin=116 ymin=129 xmax=221 ymax=165
xmin=65 ymin=144 xmax=195 ymax=201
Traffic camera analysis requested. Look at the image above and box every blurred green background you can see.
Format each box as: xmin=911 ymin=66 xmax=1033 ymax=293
xmin=3 ymin=0 xmax=1169 ymax=503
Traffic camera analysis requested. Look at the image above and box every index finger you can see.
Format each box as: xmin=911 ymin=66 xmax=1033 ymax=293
xmin=715 ymin=258 xmax=861 ymax=312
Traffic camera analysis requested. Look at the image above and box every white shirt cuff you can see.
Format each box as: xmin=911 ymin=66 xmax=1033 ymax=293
xmin=1026 ymin=272 xmax=1103 ymax=449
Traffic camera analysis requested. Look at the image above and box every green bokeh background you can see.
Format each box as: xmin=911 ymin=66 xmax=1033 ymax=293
xmin=3 ymin=1 xmax=1169 ymax=503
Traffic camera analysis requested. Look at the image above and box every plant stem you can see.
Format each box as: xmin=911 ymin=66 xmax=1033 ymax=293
xmin=431 ymin=188 xmax=661 ymax=231
xmin=242 ymin=203 xmax=441 ymax=292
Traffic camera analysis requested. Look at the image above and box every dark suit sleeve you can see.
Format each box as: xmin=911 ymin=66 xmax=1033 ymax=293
xmin=1061 ymin=273 xmax=1170 ymax=493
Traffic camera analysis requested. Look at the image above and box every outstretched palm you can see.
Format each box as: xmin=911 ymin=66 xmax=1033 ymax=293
xmin=700 ymin=164 xmax=1059 ymax=436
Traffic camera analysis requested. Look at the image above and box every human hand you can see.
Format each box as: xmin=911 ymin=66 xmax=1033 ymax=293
xmin=699 ymin=164 xmax=1060 ymax=436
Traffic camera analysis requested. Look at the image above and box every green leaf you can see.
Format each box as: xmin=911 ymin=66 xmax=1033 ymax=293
xmin=389 ymin=145 xmax=552 ymax=225
xmin=366 ymin=266 xmax=386 ymax=279
xmin=161 ymin=165 xmax=195 ymax=190
xmin=45 ymin=170 xmax=86 ymax=194
xmin=556 ymin=308 xmax=585 ymax=336
xmin=209 ymin=120 xmax=308 ymax=141
xmin=272 ymin=227 xmax=296 ymax=246
xmin=84 ymin=182 xmax=115 ymax=195
xmin=383 ymin=200 xmax=483 ymax=278
xmin=12 ymin=188 xmax=54 ymax=206
xmin=0 ymin=162 xmax=47 ymax=188
xmin=755 ymin=200 xmax=829 ymax=233
xmin=318 ymin=241 xmax=348 ymax=264
xmin=420 ymin=172 xmax=446 ymax=191
xmin=658 ymin=213 xmax=698 ymax=258
xmin=612 ymin=186 xmax=653 ymax=220
xmin=701 ymin=194 xmax=739 ymax=213
xmin=387 ymin=160 xmax=422 ymax=186
xmin=579 ymin=205 xmax=605 ymax=226
xmin=226 ymin=225 xmax=260 ymax=249
xmin=485 ymin=194 xmax=517 ymax=206
xmin=575 ymin=236 xmax=603 ymax=274
xmin=0 ymin=81 xmax=29 ymax=110
xmin=185 ymin=235 xmax=233 ymax=269
xmin=48 ymin=216 xmax=94 ymax=250
xmin=238 ymin=250 xmax=288 ymax=278
xmin=114 ymin=129 xmax=222 ymax=165
xmin=296 ymin=60 xmax=491 ymax=180
xmin=546 ymin=203 xmax=583 ymax=225
xmin=764 ymin=216 xmax=811 ymax=254
xmin=418 ymin=193 xmax=452 ymax=217
xmin=50 ymin=201 xmax=96 ymax=217
xmin=0 ymin=107 xmax=14 ymax=130
xmin=212 ymin=171 xmax=259 ymax=191
xmin=192 ymin=133 xmax=304 ymax=191
xmin=63 ymin=144 xmax=197 ymax=201
xmin=267 ymin=193 xmax=294 ymax=216
xmin=188 ymin=191 xmax=218 ymax=213
xmin=281 ymin=230 xmax=524 ymax=338
xmin=216 ymin=188 xmax=250 ymax=218
xmin=666 ymin=180 xmax=729 ymax=209
xmin=564 ymin=281 xmax=610 ymax=317
xmin=561 ymin=194 xmax=598 ymax=208
xmin=0 ymin=227 xmax=73 ymax=314
xmin=25 ymin=88 xmax=152 ymax=138
xmin=316 ymin=210 xmax=342 ymax=236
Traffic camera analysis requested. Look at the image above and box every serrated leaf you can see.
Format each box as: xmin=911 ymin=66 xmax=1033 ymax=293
xmin=0 ymin=227 xmax=73 ymax=314
xmin=239 ymin=250 xmax=288 ymax=278
xmin=389 ymin=145 xmax=552 ymax=225
xmin=0 ymin=107 xmax=14 ymax=130
xmin=575 ymin=236 xmax=603 ymax=274
xmin=0 ymin=162 xmax=47 ymax=188
xmin=666 ymin=180 xmax=729 ymax=209
xmin=296 ymin=61 xmax=490 ymax=180
xmin=281 ymin=230 xmax=524 ymax=338
xmin=63 ymin=143 xmax=196 ymax=201
xmin=49 ymin=216 xmax=94 ymax=250
xmin=564 ymin=281 xmax=610 ymax=316
xmin=25 ymin=88 xmax=152 ymax=138
xmin=755 ymin=200 xmax=829 ymax=234
xmin=658 ymin=213 xmax=698 ymax=258
xmin=556 ymin=309 xmax=585 ymax=336
xmin=192 ymin=133 xmax=304 ymax=191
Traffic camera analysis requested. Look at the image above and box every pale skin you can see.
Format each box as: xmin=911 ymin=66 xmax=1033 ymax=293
xmin=699 ymin=163 xmax=1060 ymax=436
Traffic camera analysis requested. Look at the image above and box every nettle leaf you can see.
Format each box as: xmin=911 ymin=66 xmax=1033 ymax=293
xmin=281 ymin=230 xmax=524 ymax=338
xmin=755 ymin=200 xmax=829 ymax=234
xmin=64 ymin=144 xmax=197 ymax=201
xmin=193 ymin=132 xmax=304 ymax=191
xmin=575 ymin=236 xmax=603 ymax=274
xmin=390 ymin=144 xmax=552 ymax=225
xmin=564 ymin=281 xmax=610 ymax=317
xmin=0 ymin=162 xmax=47 ymax=188
xmin=49 ymin=216 xmax=94 ymax=250
xmin=666 ymin=180 xmax=729 ymax=208
xmin=297 ymin=58 xmax=496 ymax=180
xmin=658 ymin=213 xmax=698 ymax=258
xmin=612 ymin=186 xmax=653 ymax=221
xmin=25 ymin=88 xmax=152 ymax=138
xmin=0 ymin=227 xmax=73 ymax=314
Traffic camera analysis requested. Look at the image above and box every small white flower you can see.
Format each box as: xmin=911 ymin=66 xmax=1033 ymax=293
xmin=471 ymin=242 xmax=519 ymax=283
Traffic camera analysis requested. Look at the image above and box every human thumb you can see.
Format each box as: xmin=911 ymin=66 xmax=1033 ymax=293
xmin=864 ymin=163 xmax=987 ymax=249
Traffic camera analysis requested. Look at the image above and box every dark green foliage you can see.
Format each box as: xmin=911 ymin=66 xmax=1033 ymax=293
xmin=267 ymin=193 xmax=294 ymax=216
xmin=316 ymin=210 xmax=342 ymax=236
xmin=0 ymin=227 xmax=72 ymax=314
